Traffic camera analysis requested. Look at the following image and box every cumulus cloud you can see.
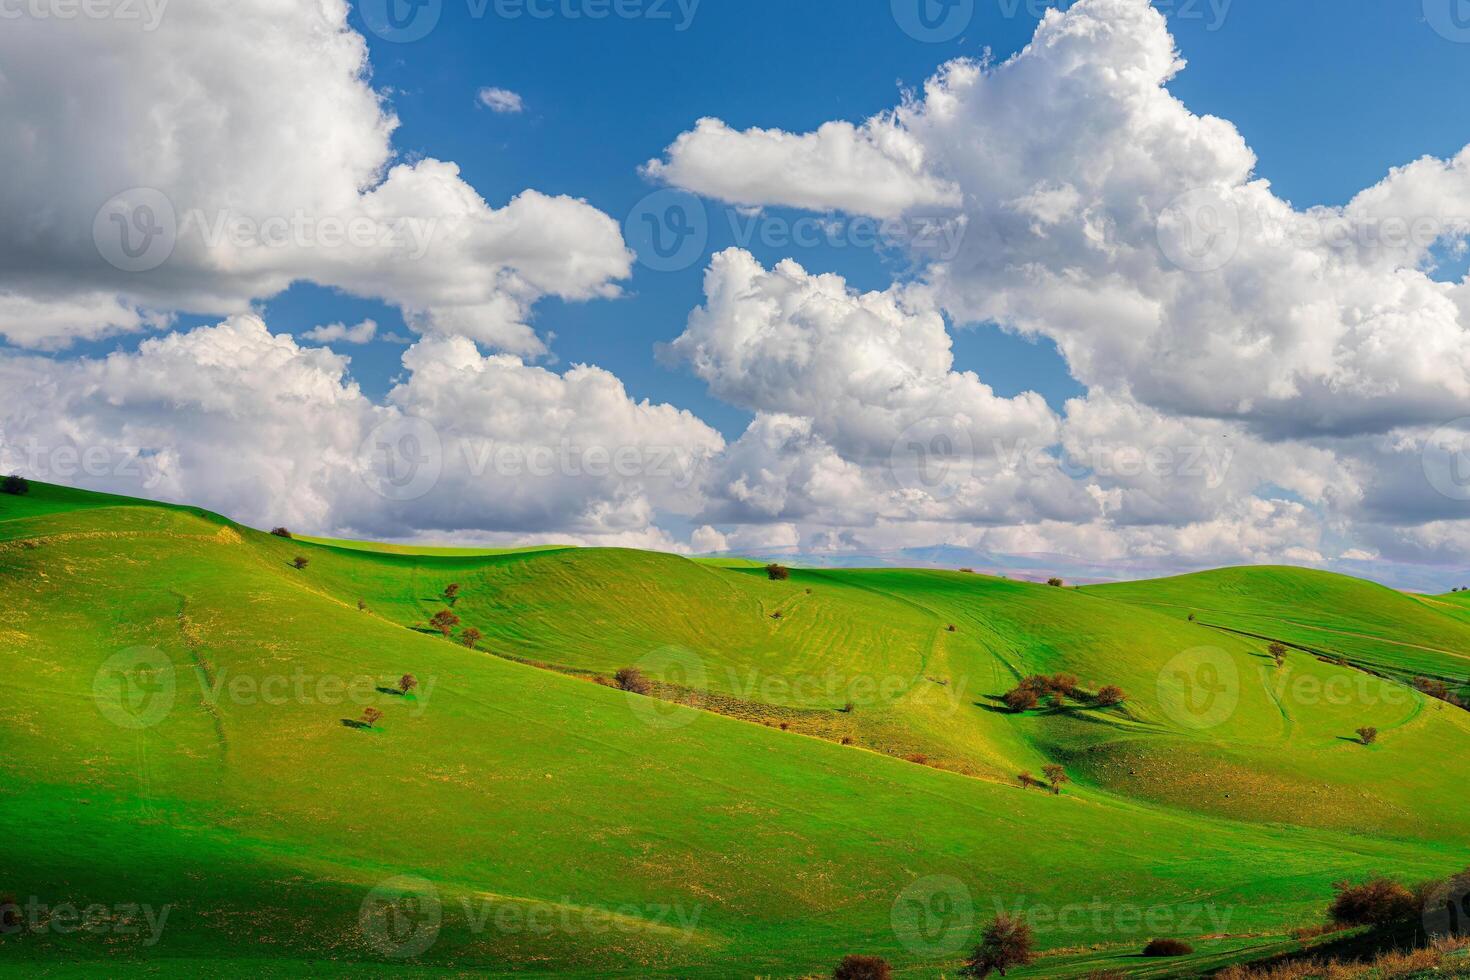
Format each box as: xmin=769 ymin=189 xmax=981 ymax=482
xmin=644 ymin=117 xmax=959 ymax=219
xmin=0 ymin=0 xmax=629 ymax=354
xmin=0 ymin=316 xmax=723 ymax=547
xmin=641 ymin=0 xmax=1470 ymax=578
xmin=303 ymin=319 xmax=378 ymax=345
xmin=477 ymin=87 xmax=526 ymax=114
xmin=650 ymin=0 xmax=1470 ymax=441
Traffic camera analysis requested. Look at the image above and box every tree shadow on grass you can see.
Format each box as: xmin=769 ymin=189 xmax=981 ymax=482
xmin=340 ymin=719 xmax=373 ymax=731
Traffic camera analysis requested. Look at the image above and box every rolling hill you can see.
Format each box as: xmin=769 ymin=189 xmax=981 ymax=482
xmin=2 ymin=482 xmax=1467 ymax=977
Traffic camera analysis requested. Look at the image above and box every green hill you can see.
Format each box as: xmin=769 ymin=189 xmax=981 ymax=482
xmin=3 ymin=483 xmax=1467 ymax=977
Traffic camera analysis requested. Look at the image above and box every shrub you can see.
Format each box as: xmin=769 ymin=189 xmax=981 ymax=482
xmin=948 ymin=624 xmax=958 ymax=632
xmin=1142 ymin=938 xmax=1194 ymax=957
xmin=291 ymin=556 xmax=310 ymax=570
xmin=615 ymin=667 xmax=651 ymax=695
xmin=765 ymin=563 xmax=790 ymax=581
xmin=399 ymin=674 xmax=417 ymax=694
xmin=1003 ymin=687 xmax=1040 ymax=712
xmin=833 ymin=954 xmax=892 ymax=980
xmin=959 ymin=567 xmax=975 ymax=573
xmin=839 ymin=700 xmax=855 ymax=713
xmin=1269 ymin=642 xmax=1288 ymax=666
xmin=429 ymin=609 xmax=460 ymax=637
xmin=461 ymin=627 xmax=482 ymax=649
xmin=1046 ymin=577 xmax=1064 ymax=587
xmin=443 ymin=583 xmax=460 ymax=600
xmin=1048 ymin=673 xmax=1080 ymax=698
xmin=904 ymin=753 xmax=929 ymax=765
xmin=1187 ymin=612 xmax=1196 ymax=621
xmin=1042 ymin=764 xmax=1069 ymax=795
xmin=356 ymin=599 xmax=367 ymax=612
xmin=960 ymin=914 xmax=1034 ymax=977
xmin=840 ymin=736 xmax=854 ymax=745
xmin=1356 ymin=726 xmax=1378 ymax=745
xmin=360 ymin=707 xmax=383 ymax=728
xmin=1094 ymin=685 xmax=1126 ymax=707
xmin=1 ymin=475 xmax=30 ymax=495
xmin=1328 ymin=877 xmax=1416 ymax=927
xmin=270 ymin=527 xmax=292 ymax=538
xmin=1017 ymin=771 xmax=1036 ymax=789
xmin=771 ymin=610 xmax=783 ymax=619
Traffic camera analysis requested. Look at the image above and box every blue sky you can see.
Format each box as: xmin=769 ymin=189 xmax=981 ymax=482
xmin=7 ymin=0 xmax=1470 ymax=586
xmin=183 ymin=0 xmax=1470 ymax=438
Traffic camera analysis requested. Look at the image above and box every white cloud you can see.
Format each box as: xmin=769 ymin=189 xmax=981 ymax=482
xmin=644 ymin=117 xmax=959 ymax=219
xmin=477 ymin=87 xmax=525 ymax=114
xmin=0 ymin=0 xmax=628 ymax=354
xmin=303 ymin=319 xmax=378 ymax=345
xmin=689 ymin=525 xmax=728 ymax=553
xmin=650 ymin=0 xmax=1470 ymax=441
xmin=0 ymin=316 xmax=723 ymax=547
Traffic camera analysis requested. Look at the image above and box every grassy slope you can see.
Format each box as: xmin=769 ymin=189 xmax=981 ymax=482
xmin=1085 ymin=566 xmax=1470 ymax=691
xmin=2 ymin=485 xmax=1467 ymax=977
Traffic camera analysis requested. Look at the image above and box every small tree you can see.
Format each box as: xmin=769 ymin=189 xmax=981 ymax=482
xmin=833 ymin=954 xmax=892 ymax=980
xmin=461 ymin=627 xmax=482 ymax=649
xmin=1142 ymin=939 xmax=1194 ymax=957
xmin=357 ymin=599 xmax=367 ymax=612
xmin=1046 ymin=577 xmax=1064 ymax=588
xmin=399 ymin=674 xmax=417 ymax=695
xmin=1042 ymin=764 xmax=1069 ymax=795
xmin=1268 ymin=642 xmax=1287 ymax=667
xmin=1356 ymin=726 xmax=1378 ymax=745
xmin=615 ymin=667 xmax=651 ymax=695
xmin=1094 ymin=685 xmax=1126 ymax=707
xmin=429 ymin=609 xmax=460 ymax=637
xmin=961 ymin=914 xmax=1035 ymax=977
xmin=270 ymin=527 xmax=292 ymax=538
xmin=443 ymin=583 xmax=461 ymax=601
xmin=1003 ymin=687 xmax=1040 ymax=712
xmin=360 ymin=706 xmax=383 ymax=728
xmin=766 ymin=563 xmax=790 ymax=581
xmin=1328 ymin=877 xmax=1415 ymax=927
xmin=1 ymin=475 xmax=30 ymax=495
xmin=291 ymin=556 xmax=310 ymax=570
xmin=1017 ymin=771 xmax=1035 ymax=789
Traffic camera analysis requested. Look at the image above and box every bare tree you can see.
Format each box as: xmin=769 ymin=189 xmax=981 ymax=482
xmin=960 ymin=914 xmax=1035 ymax=977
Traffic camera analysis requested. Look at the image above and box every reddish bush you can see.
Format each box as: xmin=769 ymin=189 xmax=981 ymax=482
xmin=461 ymin=627 xmax=482 ymax=649
xmin=1328 ymin=877 xmax=1416 ymax=927
xmin=1356 ymin=726 xmax=1378 ymax=745
xmin=765 ymin=563 xmax=790 ymax=581
xmin=615 ymin=667 xmax=651 ymax=695
xmin=429 ymin=609 xmax=460 ymax=637
xmin=1093 ymin=685 xmax=1126 ymax=707
xmin=833 ymin=954 xmax=892 ymax=980
xmin=1142 ymin=938 xmax=1194 ymax=957
xmin=1003 ymin=687 xmax=1040 ymax=712
xmin=270 ymin=526 xmax=292 ymax=538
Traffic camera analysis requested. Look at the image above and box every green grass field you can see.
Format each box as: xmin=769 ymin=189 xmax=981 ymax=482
xmin=3 ymin=483 xmax=1467 ymax=977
